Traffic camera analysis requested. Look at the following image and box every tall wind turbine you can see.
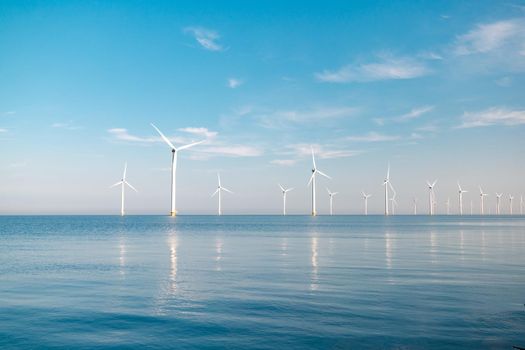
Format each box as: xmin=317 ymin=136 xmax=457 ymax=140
xmin=479 ymin=187 xmax=488 ymax=215
xmin=470 ymin=200 xmax=473 ymax=215
xmin=413 ymin=197 xmax=418 ymax=215
xmin=495 ymin=193 xmax=503 ymax=215
xmin=327 ymin=189 xmax=338 ymax=216
xmin=426 ymin=180 xmax=437 ymax=215
xmin=390 ymin=184 xmax=398 ymax=215
xmin=509 ymin=194 xmax=514 ymax=215
xmin=307 ymin=147 xmax=330 ymax=216
xmin=458 ymin=182 xmax=468 ymax=215
xmin=279 ymin=184 xmax=294 ymax=216
xmin=383 ymin=164 xmax=393 ymax=216
xmin=110 ymin=162 xmax=138 ymax=216
xmin=151 ymin=123 xmax=205 ymax=216
xmin=446 ymin=198 xmax=450 ymax=215
xmin=211 ymin=173 xmax=233 ymax=216
xmin=362 ymin=191 xmax=371 ymax=215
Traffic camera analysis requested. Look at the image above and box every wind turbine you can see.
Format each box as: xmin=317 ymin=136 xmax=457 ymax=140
xmin=458 ymin=182 xmax=468 ymax=215
xmin=362 ymin=191 xmax=371 ymax=215
xmin=509 ymin=194 xmax=514 ymax=215
xmin=110 ymin=162 xmax=138 ymax=216
xmin=426 ymin=180 xmax=437 ymax=215
xmin=390 ymin=184 xmax=398 ymax=215
xmin=520 ymin=195 xmax=523 ymax=215
xmin=151 ymin=123 xmax=205 ymax=216
xmin=479 ymin=187 xmax=488 ymax=215
xmin=495 ymin=193 xmax=503 ymax=215
xmin=211 ymin=173 xmax=233 ymax=216
xmin=470 ymin=200 xmax=473 ymax=215
xmin=446 ymin=198 xmax=450 ymax=215
xmin=413 ymin=197 xmax=418 ymax=215
xmin=327 ymin=189 xmax=338 ymax=216
xmin=279 ymin=184 xmax=294 ymax=216
xmin=383 ymin=164 xmax=393 ymax=216
xmin=307 ymin=147 xmax=331 ymax=216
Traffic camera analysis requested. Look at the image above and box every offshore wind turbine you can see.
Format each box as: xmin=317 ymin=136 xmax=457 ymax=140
xmin=151 ymin=123 xmax=205 ymax=216
xmin=509 ymin=194 xmax=514 ymax=215
xmin=383 ymin=164 xmax=393 ymax=216
xmin=426 ymin=180 xmax=437 ymax=215
xmin=520 ymin=195 xmax=523 ymax=215
xmin=495 ymin=193 xmax=503 ymax=215
xmin=446 ymin=198 xmax=450 ymax=215
xmin=279 ymin=184 xmax=294 ymax=216
xmin=362 ymin=191 xmax=371 ymax=215
xmin=307 ymin=147 xmax=331 ymax=216
xmin=458 ymin=182 xmax=468 ymax=215
xmin=470 ymin=200 xmax=473 ymax=215
xmin=479 ymin=187 xmax=488 ymax=215
xmin=327 ymin=189 xmax=338 ymax=216
xmin=110 ymin=162 xmax=138 ymax=216
xmin=211 ymin=173 xmax=233 ymax=216
xmin=413 ymin=197 xmax=418 ymax=215
xmin=389 ymin=183 xmax=398 ymax=215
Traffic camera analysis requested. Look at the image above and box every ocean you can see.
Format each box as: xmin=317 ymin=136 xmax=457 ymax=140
xmin=1 ymin=215 xmax=524 ymax=349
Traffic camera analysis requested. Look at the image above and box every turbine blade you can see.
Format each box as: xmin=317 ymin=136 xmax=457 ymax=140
xmin=426 ymin=180 xmax=431 ymax=187
xmin=151 ymin=123 xmax=176 ymax=150
xmin=217 ymin=173 xmax=221 ymax=187
xmin=287 ymin=187 xmax=294 ymax=192
xmin=222 ymin=187 xmax=233 ymax=194
xmin=279 ymin=184 xmax=285 ymax=192
xmin=432 ymin=179 xmax=438 ymax=187
xmin=457 ymin=181 xmax=462 ymax=191
xmin=177 ymin=139 xmax=206 ymax=151
xmin=123 ymin=162 xmax=127 ymax=180
xmin=326 ymin=188 xmax=331 ymax=195
xmin=307 ymin=172 xmax=315 ymax=187
xmin=317 ymin=170 xmax=331 ymax=179
xmin=110 ymin=181 xmax=123 ymax=188
xmin=311 ymin=146 xmax=316 ymax=169
xmin=125 ymin=181 xmax=138 ymax=192
xmin=211 ymin=188 xmax=219 ymax=197
xmin=387 ymin=163 xmax=390 ymax=180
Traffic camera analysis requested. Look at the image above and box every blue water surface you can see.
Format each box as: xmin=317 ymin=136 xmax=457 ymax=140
xmin=0 ymin=215 xmax=524 ymax=349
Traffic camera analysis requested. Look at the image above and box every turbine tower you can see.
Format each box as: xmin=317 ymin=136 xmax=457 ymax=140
xmin=458 ymin=182 xmax=468 ymax=215
xmin=520 ymin=195 xmax=523 ymax=215
xmin=509 ymin=194 xmax=514 ymax=215
xmin=446 ymin=198 xmax=450 ymax=215
xmin=327 ymin=189 xmax=338 ymax=216
xmin=279 ymin=184 xmax=294 ymax=216
xmin=110 ymin=162 xmax=138 ymax=216
xmin=479 ymin=187 xmax=488 ymax=215
xmin=362 ymin=191 xmax=371 ymax=215
xmin=211 ymin=173 xmax=233 ymax=216
xmin=151 ymin=123 xmax=205 ymax=216
xmin=495 ymin=193 xmax=502 ymax=215
xmin=383 ymin=164 xmax=393 ymax=216
xmin=426 ymin=180 xmax=437 ymax=215
xmin=307 ymin=147 xmax=330 ymax=216
xmin=413 ymin=197 xmax=418 ymax=215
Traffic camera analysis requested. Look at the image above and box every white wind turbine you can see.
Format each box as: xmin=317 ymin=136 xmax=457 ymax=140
xmin=446 ymin=198 xmax=450 ymax=215
xmin=495 ymin=193 xmax=503 ymax=215
xmin=151 ymin=123 xmax=205 ymax=216
xmin=479 ymin=187 xmax=488 ymax=215
xmin=279 ymin=184 xmax=294 ymax=216
xmin=426 ymin=180 xmax=437 ymax=215
xmin=470 ymin=200 xmax=473 ymax=215
xmin=457 ymin=182 xmax=468 ymax=215
xmin=307 ymin=147 xmax=331 ymax=216
xmin=211 ymin=173 xmax=233 ymax=216
xmin=110 ymin=162 xmax=138 ymax=216
xmin=390 ymin=184 xmax=398 ymax=215
xmin=509 ymin=194 xmax=514 ymax=215
xmin=383 ymin=164 xmax=393 ymax=216
xmin=362 ymin=191 xmax=371 ymax=215
xmin=413 ymin=197 xmax=418 ymax=215
xmin=327 ymin=189 xmax=338 ymax=216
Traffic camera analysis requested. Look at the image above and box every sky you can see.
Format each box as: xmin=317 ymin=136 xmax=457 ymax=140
xmin=1 ymin=0 xmax=524 ymax=215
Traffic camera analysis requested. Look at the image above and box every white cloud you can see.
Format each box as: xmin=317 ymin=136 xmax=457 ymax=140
xmin=315 ymin=56 xmax=429 ymax=83
xmin=346 ymin=132 xmax=401 ymax=142
xmin=107 ymin=128 xmax=168 ymax=143
xmin=270 ymin=159 xmax=297 ymax=166
xmin=2 ymin=111 xmax=16 ymax=116
xmin=200 ymin=145 xmax=262 ymax=157
xmin=52 ymin=121 xmax=82 ymax=130
xmin=227 ymin=78 xmax=243 ymax=88
xmin=0 ymin=128 xmax=7 ymax=133
xmin=456 ymin=107 xmax=525 ymax=128
xmin=256 ymin=106 xmax=358 ymax=129
xmin=395 ymin=106 xmax=434 ymax=122
xmin=455 ymin=19 xmax=524 ymax=55
xmin=418 ymin=51 xmax=443 ymax=60
xmin=178 ymin=127 xmax=218 ymax=139
xmin=184 ymin=27 xmax=223 ymax=51
xmin=289 ymin=143 xmax=362 ymax=159
xmin=7 ymin=161 xmax=27 ymax=169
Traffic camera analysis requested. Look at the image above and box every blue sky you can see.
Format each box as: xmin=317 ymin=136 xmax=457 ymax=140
xmin=1 ymin=0 xmax=524 ymax=214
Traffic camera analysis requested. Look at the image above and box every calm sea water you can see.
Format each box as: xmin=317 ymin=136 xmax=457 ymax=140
xmin=0 ymin=215 xmax=524 ymax=349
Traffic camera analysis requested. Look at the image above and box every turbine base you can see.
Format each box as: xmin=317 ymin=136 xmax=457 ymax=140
xmin=170 ymin=211 xmax=177 ymax=217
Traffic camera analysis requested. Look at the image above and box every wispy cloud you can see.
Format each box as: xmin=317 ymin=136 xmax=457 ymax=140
xmin=184 ymin=27 xmax=223 ymax=51
xmin=315 ymin=56 xmax=429 ymax=83
xmin=456 ymin=107 xmax=525 ymax=128
xmin=199 ymin=145 xmax=262 ymax=157
xmin=52 ymin=121 xmax=82 ymax=130
xmin=270 ymin=159 xmax=297 ymax=166
xmin=178 ymin=127 xmax=218 ymax=139
xmin=0 ymin=128 xmax=7 ymax=133
xmin=288 ymin=143 xmax=362 ymax=159
xmin=495 ymin=76 xmax=512 ymax=87
xmin=7 ymin=161 xmax=27 ymax=169
xmin=256 ymin=106 xmax=358 ymax=129
xmin=2 ymin=111 xmax=16 ymax=116
xmin=455 ymin=19 xmax=524 ymax=55
xmin=227 ymin=78 xmax=243 ymax=88
xmin=394 ymin=106 xmax=434 ymax=122
xmin=346 ymin=132 xmax=401 ymax=142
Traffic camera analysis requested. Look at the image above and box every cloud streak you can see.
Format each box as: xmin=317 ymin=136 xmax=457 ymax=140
xmin=395 ymin=106 xmax=434 ymax=122
xmin=456 ymin=107 xmax=525 ymax=128
xmin=256 ymin=106 xmax=358 ymax=129
xmin=184 ymin=27 xmax=223 ymax=51
xmin=227 ymin=78 xmax=243 ymax=88
xmin=455 ymin=19 xmax=524 ymax=55
xmin=346 ymin=132 xmax=401 ymax=142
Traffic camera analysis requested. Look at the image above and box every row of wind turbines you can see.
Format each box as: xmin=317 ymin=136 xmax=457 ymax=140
xmin=110 ymin=124 xmax=523 ymax=216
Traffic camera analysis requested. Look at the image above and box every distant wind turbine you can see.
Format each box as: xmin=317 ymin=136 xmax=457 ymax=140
xmin=426 ymin=180 xmax=437 ymax=215
xmin=211 ymin=173 xmax=233 ymax=216
xmin=446 ymin=198 xmax=450 ymax=215
xmin=327 ymin=189 xmax=338 ymax=216
xmin=470 ymin=200 xmax=473 ymax=215
xmin=279 ymin=184 xmax=294 ymax=216
xmin=509 ymin=194 xmax=514 ymax=215
xmin=307 ymin=147 xmax=330 ymax=216
xmin=390 ymin=184 xmax=398 ymax=215
xmin=479 ymin=187 xmax=488 ymax=215
xmin=458 ymin=182 xmax=468 ymax=215
xmin=495 ymin=193 xmax=503 ymax=215
xmin=520 ymin=195 xmax=523 ymax=215
xmin=413 ymin=197 xmax=418 ymax=215
xmin=362 ymin=191 xmax=371 ymax=215
xmin=383 ymin=164 xmax=393 ymax=216
xmin=151 ymin=123 xmax=205 ymax=216
xmin=110 ymin=162 xmax=138 ymax=216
